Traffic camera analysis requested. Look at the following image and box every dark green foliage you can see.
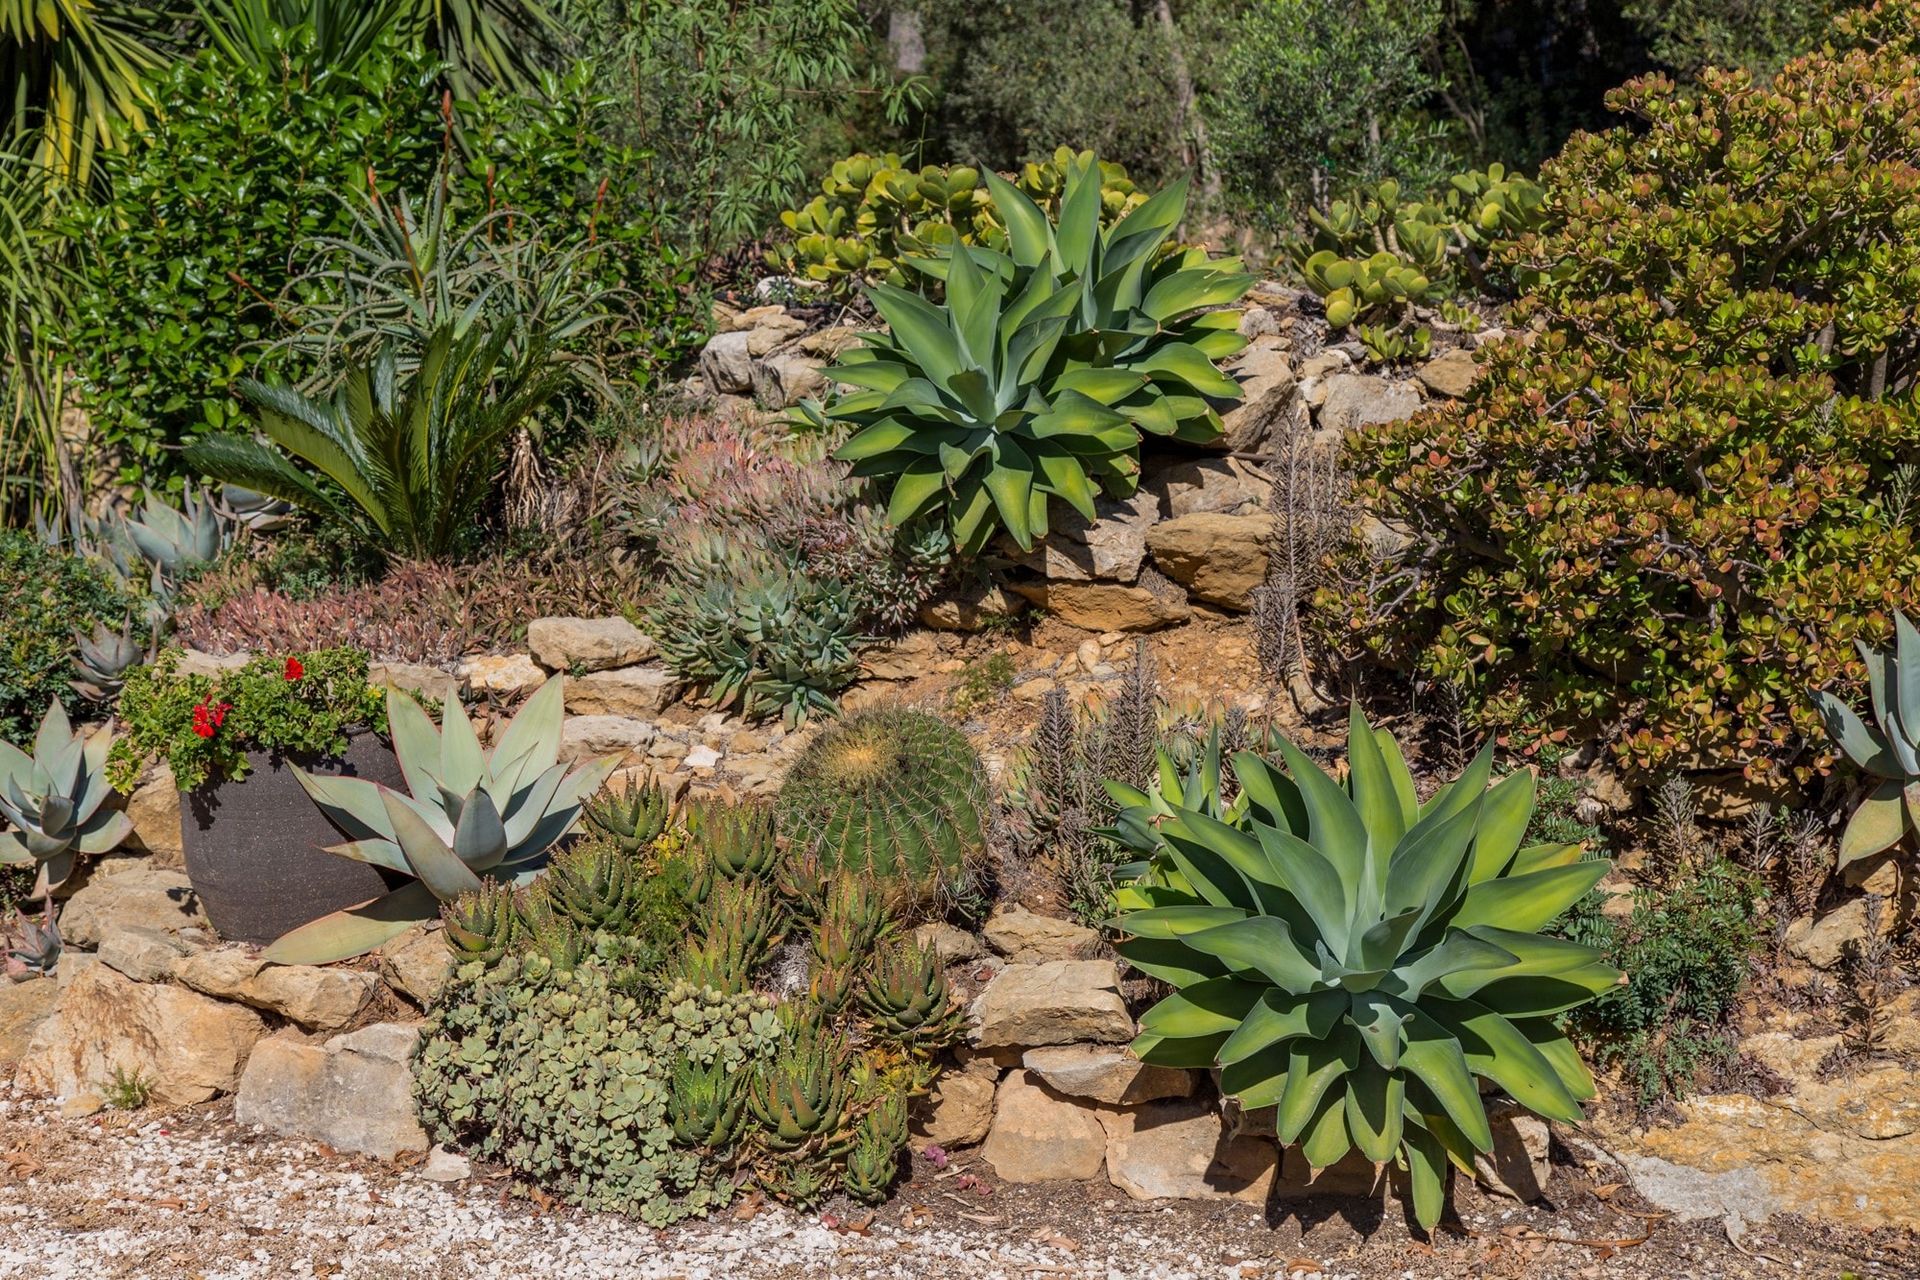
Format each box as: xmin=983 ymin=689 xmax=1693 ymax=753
xmin=667 ymin=1052 xmax=748 ymax=1150
xmin=842 ymin=1093 xmax=908 ymax=1206
xmin=776 ymin=708 xmax=988 ymax=913
xmin=536 ymin=836 xmax=643 ymax=934
xmin=745 ymin=1014 xmax=853 ymax=1155
xmin=0 ymin=531 xmax=130 ymax=740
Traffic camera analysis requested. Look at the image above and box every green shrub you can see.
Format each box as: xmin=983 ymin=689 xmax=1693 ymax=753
xmin=0 ymin=531 xmax=132 ymax=740
xmin=1342 ymin=21 xmax=1920 ymax=785
xmin=776 ymin=708 xmax=988 ymax=915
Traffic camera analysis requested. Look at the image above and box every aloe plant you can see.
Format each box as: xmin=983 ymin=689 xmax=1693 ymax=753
xmin=0 ymin=701 xmax=132 ymax=898
xmin=1814 ymin=611 xmax=1920 ymax=867
xmin=1109 ymin=708 xmax=1619 ymax=1229
xmin=819 ymin=153 xmax=1253 ymax=554
xmin=263 ymin=680 xmax=616 ymax=964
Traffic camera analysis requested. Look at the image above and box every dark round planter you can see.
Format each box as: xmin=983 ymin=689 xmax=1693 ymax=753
xmin=180 ymin=731 xmax=407 ymax=946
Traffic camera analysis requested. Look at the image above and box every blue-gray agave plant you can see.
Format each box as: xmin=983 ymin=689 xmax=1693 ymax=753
xmin=1813 ymin=610 xmax=1920 ymax=868
xmin=0 ymin=701 xmax=132 ymax=898
xmin=263 ymin=680 xmax=617 ymax=965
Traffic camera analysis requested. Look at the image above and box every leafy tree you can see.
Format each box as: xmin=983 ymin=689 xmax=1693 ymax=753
xmin=1622 ymin=0 xmax=1846 ymax=79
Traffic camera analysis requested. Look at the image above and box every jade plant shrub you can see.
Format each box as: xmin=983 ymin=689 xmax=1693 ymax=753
xmin=418 ymin=798 xmax=963 ymax=1217
xmin=816 ymin=153 xmax=1253 ymax=555
xmin=107 ymin=646 xmax=387 ymax=794
xmin=775 ymin=708 xmax=989 ymax=917
xmin=0 ymin=530 xmax=132 ymax=739
xmin=1341 ymin=21 xmax=1920 ymax=787
xmin=768 ymin=148 xmax=1148 ymax=296
xmin=1107 ymin=708 xmax=1619 ymax=1229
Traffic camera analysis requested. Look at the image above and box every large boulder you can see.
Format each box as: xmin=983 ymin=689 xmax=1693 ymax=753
xmin=19 ymin=962 xmax=268 ymax=1105
xmin=58 ymin=865 xmax=206 ymax=949
xmin=97 ymin=926 xmax=194 ymax=984
xmin=1005 ymin=491 xmax=1160 ymax=584
xmin=1216 ymin=336 xmax=1297 ymax=453
xmin=1145 ymin=512 xmax=1274 ymax=610
xmin=698 ymin=330 xmax=755 ymax=394
xmin=1023 ymin=1044 xmax=1194 ymax=1106
xmin=563 ymin=666 xmax=683 ymax=718
xmin=980 ymin=1070 xmax=1107 ymax=1182
xmin=1316 ymin=373 xmax=1425 ymax=438
xmin=172 ymin=948 xmax=379 ymax=1032
xmin=528 ymin=616 xmax=655 ymax=673
xmin=982 ymin=905 xmax=1100 ymax=964
xmin=1007 ymin=581 xmax=1190 ymax=633
xmin=124 ymin=765 xmax=184 ymax=869
xmin=970 ymin=959 xmax=1133 ymax=1048
xmin=0 ymin=980 xmax=58 ymax=1068
xmin=457 ymin=653 xmax=548 ymax=697
xmin=559 ymin=715 xmax=656 ymax=763
xmin=1148 ymin=456 xmax=1268 ymax=518
xmin=378 ymin=925 xmax=454 ymax=1007
xmin=909 ymin=1063 xmax=999 ymax=1150
xmin=1098 ymin=1099 xmax=1277 ymax=1202
xmin=749 ymin=352 xmax=827 ymax=407
xmin=234 ymin=1023 xmax=429 ymax=1159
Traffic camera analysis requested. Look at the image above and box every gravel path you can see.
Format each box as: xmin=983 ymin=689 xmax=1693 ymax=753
xmin=0 ymin=1088 xmax=1911 ymax=1280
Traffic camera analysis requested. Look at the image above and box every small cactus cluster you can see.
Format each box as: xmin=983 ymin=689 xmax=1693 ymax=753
xmin=776 ymin=708 xmax=989 ymax=917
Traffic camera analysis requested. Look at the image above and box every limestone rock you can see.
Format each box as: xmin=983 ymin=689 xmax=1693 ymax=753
xmin=124 ymin=766 xmax=184 ymax=869
xmin=750 ymin=352 xmax=826 ymax=407
xmin=1023 ymin=1044 xmax=1193 ymax=1106
xmin=1149 ymin=456 xmax=1268 ymax=518
xmin=1145 ymin=512 xmax=1274 ymax=610
xmin=971 ymin=960 xmax=1133 ymax=1048
xmin=560 ymin=715 xmax=657 ymax=763
xmin=797 ymin=325 xmax=864 ymax=359
xmin=1476 ymin=1099 xmax=1550 ymax=1201
xmin=58 ymin=867 xmax=206 ymax=949
xmin=173 ymin=948 xmax=378 ymax=1032
xmin=97 ymin=926 xmax=192 ymax=984
xmin=910 ymin=1067 xmax=998 ymax=1149
xmin=528 ymin=616 xmax=655 ymax=673
xmin=421 ymin=1146 xmax=473 ymax=1182
xmin=980 ymin=1070 xmax=1107 ymax=1182
xmin=699 ymin=330 xmax=755 ymax=394
xmin=20 ymin=962 xmax=267 ymax=1104
xmin=919 ymin=582 xmax=1027 ymax=631
xmin=1416 ymin=347 xmax=1480 ymax=400
xmin=234 ymin=1023 xmax=429 ymax=1159
xmin=0 ymin=980 xmax=58 ymax=1067
xmin=913 ymin=921 xmax=986 ymax=965
xmin=1316 ymin=373 xmax=1424 ymax=437
xmin=379 ymin=925 xmax=454 ymax=1007
xmin=457 ymin=653 xmax=548 ymax=697
xmin=1099 ymin=1098 xmax=1276 ymax=1201
xmin=1786 ymin=897 xmax=1895 ymax=969
xmin=1217 ymin=336 xmax=1297 ymax=453
xmin=862 ymin=631 xmax=940 ymax=681
xmin=742 ymin=309 xmax=806 ymax=355
xmin=1006 ymin=491 xmax=1160 ymax=584
xmin=563 ymin=666 xmax=683 ymax=718
xmin=982 ymin=905 xmax=1100 ymax=964
xmin=370 ymin=662 xmax=460 ymax=704
xmin=1008 ymin=581 xmax=1190 ymax=633
xmin=176 ymin=650 xmax=250 ymax=679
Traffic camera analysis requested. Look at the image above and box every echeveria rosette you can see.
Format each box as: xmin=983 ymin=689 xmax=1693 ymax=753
xmin=1107 ymin=708 xmax=1620 ymax=1230
xmin=263 ymin=680 xmax=617 ymax=965
xmin=0 ymin=700 xmax=132 ymax=898
xmin=822 ymin=154 xmax=1253 ymax=555
xmin=1813 ymin=610 xmax=1920 ymax=868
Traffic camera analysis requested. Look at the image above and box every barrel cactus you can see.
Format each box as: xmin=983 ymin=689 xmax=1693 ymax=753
xmin=776 ymin=709 xmax=988 ymax=912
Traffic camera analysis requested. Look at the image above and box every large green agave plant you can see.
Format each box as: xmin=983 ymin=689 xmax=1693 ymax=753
xmin=1109 ymin=708 xmax=1619 ymax=1229
xmin=1814 ymin=611 xmax=1920 ymax=867
xmin=0 ymin=701 xmax=132 ymax=898
xmin=819 ymin=154 xmax=1253 ymax=554
xmin=264 ymin=680 xmax=616 ymax=964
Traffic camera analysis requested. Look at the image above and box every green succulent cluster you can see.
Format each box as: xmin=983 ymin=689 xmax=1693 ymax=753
xmin=1294 ymin=165 xmax=1544 ymax=359
xmin=769 ymin=148 xmax=1149 ymax=296
xmin=1110 ymin=708 xmax=1619 ymax=1229
xmin=776 ymin=708 xmax=988 ymax=915
xmin=859 ymin=938 xmax=967 ymax=1048
xmin=816 ymin=151 xmax=1252 ymax=555
xmin=583 ymin=773 xmax=672 ymax=857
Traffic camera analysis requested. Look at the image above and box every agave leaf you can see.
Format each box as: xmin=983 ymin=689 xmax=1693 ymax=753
xmin=1813 ymin=690 xmax=1901 ymax=776
xmin=386 ymin=688 xmax=445 ymax=799
xmin=980 ymin=169 xmax=1053 ymax=268
xmin=260 ymin=881 xmax=440 ymax=966
xmin=1397 ymin=1004 xmax=1492 ymax=1152
xmin=1275 ymin=1025 xmax=1360 ymax=1143
xmin=1402 ymin=1118 xmax=1450 ymax=1229
xmin=1346 ymin=1062 xmax=1405 ymax=1165
xmin=451 ymin=787 xmax=509 ymax=870
xmin=491 ymin=678 xmax=566 ymax=780
xmin=1346 ymin=703 xmax=1408 ymax=880
xmin=382 ymin=789 xmax=484 ymax=901
xmin=1839 ymin=780 xmax=1908 ymax=867
xmin=1131 ymin=1029 xmax=1231 ymax=1068
xmin=1179 ymin=916 xmax=1324 ymax=989
xmin=436 ymin=692 xmax=486 ymax=796
xmin=1467 ymin=769 xmax=1536 ymax=882
xmin=75 ymin=812 xmax=133 ymax=855
xmin=1389 ymin=930 xmax=1520 ymax=1001
xmin=1430 ymin=997 xmax=1582 ymax=1123
xmin=1217 ymin=988 xmax=1345 ymax=1066
xmin=1451 ymin=859 xmax=1610 ymax=933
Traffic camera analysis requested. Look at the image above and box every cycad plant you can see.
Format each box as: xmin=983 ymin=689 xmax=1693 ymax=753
xmin=818 ymin=153 xmax=1253 ymax=554
xmin=1814 ymin=611 xmax=1920 ymax=868
xmin=1109 ymin=708 xmax=1619 ymax=1229
xmin=265 ymin=679 xmax=616 ymax=964
xmin=184 ymin=321 xmax=563 ymax=560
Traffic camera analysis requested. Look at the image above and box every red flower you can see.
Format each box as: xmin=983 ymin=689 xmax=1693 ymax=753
xmin=191 ymin=699 xmax=233 ymax=739
xmin=284 ymin=656 xmax=305 ymax=681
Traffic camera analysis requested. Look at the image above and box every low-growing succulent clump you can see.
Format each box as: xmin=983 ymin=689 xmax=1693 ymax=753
xmin=776 ymin=708 xmax=988 ymax=916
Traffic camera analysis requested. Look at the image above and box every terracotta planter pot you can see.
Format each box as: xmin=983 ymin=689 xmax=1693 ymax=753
xmin=180 ymin=732 xmax=406 ymax=946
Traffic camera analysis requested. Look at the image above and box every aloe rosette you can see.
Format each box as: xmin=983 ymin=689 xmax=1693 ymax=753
xmin=1109 ymin=708 xmax=1620 ymax=1228
xmin=0 ymin=700 xmax=132 ymax=897
xmin=264 ymin=680 xmax=616 ymax=964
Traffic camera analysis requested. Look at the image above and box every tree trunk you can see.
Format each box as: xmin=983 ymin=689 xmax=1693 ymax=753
xmin=1153 ymin=0 xmax=1219 ymax=200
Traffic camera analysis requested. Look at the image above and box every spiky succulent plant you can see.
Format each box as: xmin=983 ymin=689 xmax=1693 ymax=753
xmin=265 ymin=680 xmax=617 ymax=965
xmin=70 ymin=620 xmax=150 ymax=704
xmin=842 ymin=1093 xmax=909 ymax=1205
xmin=859 ymin=939 xmax=965 ymax=1048
xmin=668 ymin=1053 xmax=747 ymax=1150
xmin=776 ymin=709 xmax=988 ymax=913
xmin=122 ymin=486 xmax=226 ymax=577
xmin=0 ymin=700 xmax=132 ymax=898
xmin=699 ymin=874 xmax=787 ymax=961
xmin=758 ymin=1154 xmax=834 ymax=1208
xmin=536 ymin=835 xmax=642 ymax=933
xmin=747 ymin=1017 xmax=854 ymax=1156
xmin=4 ymin=908 xmax=62 ymax=981
xmin=688 ymin=797 xmax=781 ymax=881
xmin=1110 ymin=708 xmax=1619 ymax=1229
xmin=441 ymin=881 xmax=523 ymax=968
xmin=584 ymin=773 xmax=671 ymax=856
xmin=818 ymin=153 xmax=1251 ymax=554
xmin=1814 ymin=611 xmax=1920 ymax=868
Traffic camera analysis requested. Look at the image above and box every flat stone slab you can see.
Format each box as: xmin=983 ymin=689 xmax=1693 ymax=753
xmin=970 ymin=960 xmax=1132 ymax=1048
xmin=1022 ymin=1044 xmax=1194 ymax=1106
xmin=234 ymin=1022 xmax=428 ymax=1160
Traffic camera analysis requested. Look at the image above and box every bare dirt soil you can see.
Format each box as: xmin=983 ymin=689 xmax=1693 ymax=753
xmin=0 ymin=1089 xmax=1910 ymax=1280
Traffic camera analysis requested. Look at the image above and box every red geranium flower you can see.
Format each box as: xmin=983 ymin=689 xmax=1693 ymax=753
xmin=284 ymin=656 xmax=305 ymax=681
xmin=191 ymin=699 xmax=233 ymax=739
